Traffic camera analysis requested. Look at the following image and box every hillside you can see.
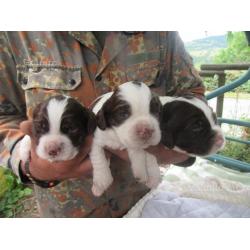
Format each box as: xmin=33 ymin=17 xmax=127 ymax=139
xmin=185 ymin=35 xmax=227 ymax=68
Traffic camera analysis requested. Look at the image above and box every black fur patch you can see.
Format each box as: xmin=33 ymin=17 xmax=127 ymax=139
xmin=160 ymin=101 xmax=216 ymax=156
xmin=61 ymin=97 xmax=96 ymax=147
xmin=96 ymin=90 xmax=131 ymax=130
xmin=150 ymin=95 xmax=162 ymax=119
xmin=131 ymin=80 xmax=142 ymax=86
xmin=32 ymin=101 xmax=50 ymax=145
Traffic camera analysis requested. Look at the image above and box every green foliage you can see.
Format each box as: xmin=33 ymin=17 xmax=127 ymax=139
xmin=0 ymin=167 xmax=33 ymax=217
xmin=202 ymin=76 xmax=218 ymax=91
xmin=220 ymin=141 xmax=250 ymax=164
xmin=225 ymin=71 xmax=250 ymax=93
xmin=213 ymin=32 xmax=250 ymax=63
xmin=219 ymin=116 xmax=250 ymax=164
xmin=185 ymin=32 xmax=250 ymax=92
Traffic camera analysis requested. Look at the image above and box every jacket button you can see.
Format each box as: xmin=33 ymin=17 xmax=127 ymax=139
xmin=96 ymin=75 xmax=102 ymax=81
xmin=68 ymin=79 xmax=76 ymax=86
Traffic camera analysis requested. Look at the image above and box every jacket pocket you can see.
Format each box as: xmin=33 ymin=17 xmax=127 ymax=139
xmin=17 ymin=64 xmax=82 ymax=117
xmin=125 ymin=60 xmax=161 ymax=86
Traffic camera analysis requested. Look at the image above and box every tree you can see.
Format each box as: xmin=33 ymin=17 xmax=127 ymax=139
xmin=213 ymin=32 xmax=250 ymax=63
xmin=212 ymin=32 xmax=250 ymax=93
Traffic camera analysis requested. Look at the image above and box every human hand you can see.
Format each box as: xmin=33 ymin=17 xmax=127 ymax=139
xmin=146 ymin=143 xmax=189 ymax=165
xmin=106 ymin=143 xmax=189 ymax=166
xmin=19 ymin=120 xmax=93 ymax=181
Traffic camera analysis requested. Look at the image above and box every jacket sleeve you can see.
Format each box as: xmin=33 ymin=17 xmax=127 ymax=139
xmin=0 ymin=32 xmax=26 ymax=175
xmin=165 ymin=32 xmax=206 ymax=99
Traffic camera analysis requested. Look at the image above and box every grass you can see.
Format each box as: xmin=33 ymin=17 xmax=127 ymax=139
xmin=0 ymin=167 xmax=33 ymax=217
xmin=219 ymin=141 xmax=250 ymax=164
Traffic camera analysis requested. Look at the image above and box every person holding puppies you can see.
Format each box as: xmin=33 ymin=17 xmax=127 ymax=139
xmin=0 ymin=31 xmax=205 ymax=217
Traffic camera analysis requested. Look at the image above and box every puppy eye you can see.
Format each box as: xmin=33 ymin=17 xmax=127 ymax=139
xmin=117 ymin=112 xmax=129 ymax=120
xmin=34 ymin=119 xmax=48 ymax=134
xmin=61 ymin=123 xmax=79 ymax=134
xmin=192 ymin=121 xmax=203 ymax=133
xmin=69 ymin=127 xmax=79 ymax=134
xmin=150 ymin=97 xmax=162 ymax=117
xmin=41 ymin=121 xmax=47 ymax=130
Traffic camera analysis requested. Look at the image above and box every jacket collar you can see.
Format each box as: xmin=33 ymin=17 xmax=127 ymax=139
xmin=69 ymin=31 xmax=102 ymax=57
xmin=69 ymin=31 xmax=129 ymax=77
xmin=96 ymin=32 xmax=128 ymax=76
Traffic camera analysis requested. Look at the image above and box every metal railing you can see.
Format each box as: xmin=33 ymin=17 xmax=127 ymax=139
xmin=202 ymin=64 xmax=250 ymax=172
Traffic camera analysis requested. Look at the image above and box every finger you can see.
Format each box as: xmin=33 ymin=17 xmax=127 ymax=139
xmin=146 ymin=144 xmax=189 ymax=165
xmin=20 ymin=120 xmax=33 ymax=136
xmin=69 ymin=158 xmax=93 ymax=179
xmin=28 ymin=134 xmax=94 ymax=180
xmin=145 ymin=144 xmax=166 ymax=154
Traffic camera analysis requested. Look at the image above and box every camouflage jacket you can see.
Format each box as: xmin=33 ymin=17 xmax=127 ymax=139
xmin=0 ymin=31 xmax=204 ymax=217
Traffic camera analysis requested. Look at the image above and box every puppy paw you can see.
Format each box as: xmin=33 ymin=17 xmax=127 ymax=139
xmin=92 ymin=185 xmax=105 ymax=197
xmin=146 ymin=173 xmax=161 ymax=189
xmin=133 ymin=169 xmax=148 ymax=184
xmin=19 ymin=135 xmax=31 ymax=162
xmin=92 ymin=170 xmax=113 ymax=197
xmin=145 ymin=153 xmax=161 ymax=189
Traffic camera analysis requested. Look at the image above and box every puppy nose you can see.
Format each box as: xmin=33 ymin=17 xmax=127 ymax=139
xmin=214 ymin=134 xmax=225 ymax=148
xmin=136 ymin=124 xmax=154 ymax=140
xmin=48 ymin=148 xmax=61 ymax=157
xmin=46 ymin=143 xmax=63 ymax=157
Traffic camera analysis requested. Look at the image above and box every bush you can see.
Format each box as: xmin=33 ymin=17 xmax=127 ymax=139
xmin=218 ymin=117 xmax=250 ymax=164
xmin=0 ymin=167 xmax=33 ymax=217
xmin=219 ymin=141 xmax=250 ymax=164
xmin=202 ymin=70 xmax=250 ymax=93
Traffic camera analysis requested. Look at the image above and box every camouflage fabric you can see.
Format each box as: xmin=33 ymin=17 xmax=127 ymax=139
xmin=0 ymin=31 xmax=205 ymax=217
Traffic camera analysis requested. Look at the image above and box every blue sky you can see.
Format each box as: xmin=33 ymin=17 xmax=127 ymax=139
xmin=179 ymin=31 xmax=227 ymax=42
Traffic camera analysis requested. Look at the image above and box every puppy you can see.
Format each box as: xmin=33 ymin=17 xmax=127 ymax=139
xmin=19 ymin=95 xmax=96 ymax=163
xmin=159 ymin=95 xmax=225 ymax=157
xmin=90 ymin=81 xmax=162 ymax=196
xmin=136 ymin=95 xmax=225 ymax=187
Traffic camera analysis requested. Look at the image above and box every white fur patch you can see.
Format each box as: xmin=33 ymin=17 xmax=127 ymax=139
xmin=47 ymin=97 xmax=69 ymax=134
xmin=113 ymin=82 xmax=161 ymax=149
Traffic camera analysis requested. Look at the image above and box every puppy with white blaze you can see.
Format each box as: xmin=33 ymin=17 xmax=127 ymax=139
xmin=90 ymin=81 xmax=162 ymax=196
xmin=19 ymin=95 xmax=96 ymax=163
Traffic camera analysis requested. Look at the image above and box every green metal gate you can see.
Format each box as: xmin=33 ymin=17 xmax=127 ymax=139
xmin=204 ymin=65 xmax=250 ymax=172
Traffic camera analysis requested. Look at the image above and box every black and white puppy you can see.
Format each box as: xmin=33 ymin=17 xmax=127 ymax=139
xmin=90 ymin=81 xmax=162 ymax=196
xmin=19 ymin=95 xmax=96 ymax=163
xmin=159 ymin=95 xmax=225 ymax=157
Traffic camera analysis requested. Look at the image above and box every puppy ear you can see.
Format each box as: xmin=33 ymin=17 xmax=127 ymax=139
xmin=86 ymin=110 xmax=97 ymax=134
xmin=96 ymin=109 xmax=107 ymax=130
xmin=150 ymin=95 xmax=162 ymax=119
xmin=95 ymin=90 xmax=118 ymax=130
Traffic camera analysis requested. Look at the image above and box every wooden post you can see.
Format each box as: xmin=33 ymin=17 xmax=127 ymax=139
xmin=216 ymin=73 xmax=226 ymax=117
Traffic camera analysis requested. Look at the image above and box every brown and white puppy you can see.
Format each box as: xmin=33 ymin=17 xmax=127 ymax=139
xmin=90 ymin=81 xmax=162 ymax=196
xmin=159 ymin=95 xmax=225 ymax=157
xmin=19 ymin=95 xmax=96 ymax=163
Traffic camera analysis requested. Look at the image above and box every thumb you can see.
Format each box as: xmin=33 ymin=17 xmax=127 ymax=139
xmin=20 ymin=120 xmax=33 ymax=136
